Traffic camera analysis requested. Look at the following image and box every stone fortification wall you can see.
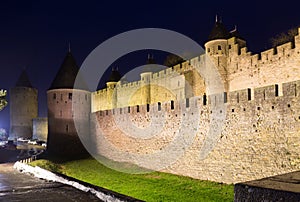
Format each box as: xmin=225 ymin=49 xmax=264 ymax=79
xmin=90 ymin=80 xmax=300 ymax=184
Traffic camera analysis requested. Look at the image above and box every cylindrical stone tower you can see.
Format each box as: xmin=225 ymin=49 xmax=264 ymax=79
xmin=10 ymin=70 xmax=38 ymax=140
xmin=47 ymin=50 xmax=91 ymax=157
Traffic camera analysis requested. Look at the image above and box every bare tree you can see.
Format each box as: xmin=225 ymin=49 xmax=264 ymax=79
xmin=163 ymin=54 xmax=184 ymax=67
xmin=270 ymin=27 xmax=299 ymax=47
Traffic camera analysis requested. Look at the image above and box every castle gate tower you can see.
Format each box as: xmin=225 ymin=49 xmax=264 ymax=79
xmin=10 ymin=70 xmax=38 ymax=140
xmin=47 ymin=50 xmax=91 ymax=157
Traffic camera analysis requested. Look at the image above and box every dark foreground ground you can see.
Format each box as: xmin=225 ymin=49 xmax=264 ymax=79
xmin=0 ymin=163 xmax=102 ymax=202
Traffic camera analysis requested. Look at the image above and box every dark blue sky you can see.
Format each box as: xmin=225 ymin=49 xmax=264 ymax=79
xmin=0 ymin=0 xmax=300 ymax=131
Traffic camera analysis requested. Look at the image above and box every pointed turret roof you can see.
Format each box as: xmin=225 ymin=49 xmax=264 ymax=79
xmin=208 ymin=16 xmax=230 ymax=41
xmin=142 ymin=54 xmax=157 ymax=73
xmin=107 ymin=67 xmax=122 ymax=83
xmin=16 ymin=69 xmax=33 ymax=88
xmin=229 ymin=26 xmax=245 ymax=40
xmin=49 ymin=51 xmax=85 ymax=90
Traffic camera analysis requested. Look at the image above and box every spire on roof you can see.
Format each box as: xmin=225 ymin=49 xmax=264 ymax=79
xmin=208 ymin=16 xmax=230 ymax=41
xmin=229 ymin=25 xmax=245 ymax=40
xmin=49 ymin=50 xmax=88 ymax=90
xmin=107 ymin=67 xmax=121 ymax=83
xmin=15 ymin=68 xmax=33 ymax=88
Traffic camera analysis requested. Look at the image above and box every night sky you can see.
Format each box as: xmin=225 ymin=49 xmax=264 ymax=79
xmin=0 ymin=0 xmax=300 ymax=131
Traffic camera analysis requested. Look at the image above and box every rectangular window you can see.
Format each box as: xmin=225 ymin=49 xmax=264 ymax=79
xmin=128 ymin=106 xmax=130 ymax=113
xmin=248 ymin=88 xmax=251 ymax=100
xmin=224 ymin=92 xmax=227 ymax=103
xmin=137 ymin=105 xmax=140 ymax=112
xmin=203 ymin=94 xmax=207 ymax=106
xmin=218 ymin=45 xmax=222 ymax=50
xmin=171 ymin=100 xmax=174 ymax=110
xmin=66 ymin=125 xmax=69 ymax=132
xmin=53 ymin=93 xmax=56 ymax=99
xmin=147 ymin=104 xmax=150 ymax=112
xmin=186 ymin=98 xmax=189 ymax=108
xmin=158 ymin=102 xmax=161 ymax=111
xmin=68 ymin=93 xmax=72 ymax=100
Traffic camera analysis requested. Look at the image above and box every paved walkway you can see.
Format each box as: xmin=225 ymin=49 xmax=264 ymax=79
xmin=0 ymin=163 xmax=102 ymax=202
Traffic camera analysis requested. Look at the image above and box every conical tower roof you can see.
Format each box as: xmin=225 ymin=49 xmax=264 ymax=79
xmin=107 ymin=67 xmax=122 ymax=83
xmin=208 ymin=17 xmax=230 ymax=41
xmin=49 ymin=51 xmax=87 ymax=90
xmin=141 ymin=54 xmax=157 ymax=73
xmin=16 ymin=69 xmax=33 ymax=88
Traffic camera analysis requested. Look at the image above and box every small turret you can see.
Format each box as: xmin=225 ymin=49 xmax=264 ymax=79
xmin=205 ymin=16 xmax=230 ymax=91
xmin=106 ymin=67 xmax=121 ymax=109
xmin=106 ymin=67 xmax=121 ymax=89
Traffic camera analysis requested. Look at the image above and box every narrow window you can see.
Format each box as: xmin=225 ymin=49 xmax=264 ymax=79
xmin=247 ymin=88 xmax=251 ymax=100
xmin=158 ymin=102 xmax=161 ymax=111
xmin=66 ymin=125 xmax=69 ymax=132
xmin=147 ymin=104 xmax=150 ymax=112
xmin=137 ymin=105 xmax=140 ymax=113
xmin=229 ymin=45 xmax=232 ymax=49
xmin=53 ymin=93 xmax=56 ymax=99
xmin=120 ymin=108 xmax=122 ymax=114
xmin=295 ymin=84 xmax=297 ymax=96
xmin=106 ymin=110 xmax=108 ymax=115
xmin=207 ymin=48 xmax=210 ymax=53
xmin=203 ymin=94 xmax=207 ymax=106
xmin=171 ymin=100 xmax=174 ymax=110
xmin=218 ymin=45 xmax=222 ymax=50
xmin=275 ymin=84 xmax=279 ymax=97
xmin=237 ymin=93 xmax=239 ymax=103
xmin=68 ymin=93 xmax=72 ymax=100
xmin=186 ymin=98 xmax=190 ymax=108
xmin=263 ymin=90 xmax=266 ymax=100
xmin=85 ymin=94 xmax=87 ymax=101
xmin=128 ymin=106 xmax=130 ymax=113
xmin=224 ymin=92 xmax=227 ymax=103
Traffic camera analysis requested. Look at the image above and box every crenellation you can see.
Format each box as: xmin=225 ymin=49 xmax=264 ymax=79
xmin=86 ymin=25 xmax=300 ymax=184
xmin=240 ymin=47 xmax=248 ymax=55
xmin=260 ymin=48 xmax=276 ymax=63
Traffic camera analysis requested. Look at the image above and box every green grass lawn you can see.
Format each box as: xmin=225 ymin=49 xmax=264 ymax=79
xmin=30 ymin=157 xmax=233 ymax=202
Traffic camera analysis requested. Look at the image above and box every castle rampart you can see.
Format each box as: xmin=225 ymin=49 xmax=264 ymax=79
xmin=90 ymin=80 xmax=300 ymax=183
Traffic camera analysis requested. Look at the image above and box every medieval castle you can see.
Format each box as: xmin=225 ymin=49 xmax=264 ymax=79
xmin=9 ymin=19 xmax=300 ymax=184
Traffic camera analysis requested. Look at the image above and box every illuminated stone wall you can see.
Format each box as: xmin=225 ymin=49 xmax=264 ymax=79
xmin=32 ymin=117 xmax=48 ymax=142
xmin=90 ymin=81 xmax=300 ymax=184
xmin=47 ymin=89 xmax=91 ymax=156
xmin=10 ymin=87 xmax=38 ymax=139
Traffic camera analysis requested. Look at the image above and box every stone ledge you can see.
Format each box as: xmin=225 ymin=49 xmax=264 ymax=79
xmin=234 ymin=171 xmax=300 ymax=202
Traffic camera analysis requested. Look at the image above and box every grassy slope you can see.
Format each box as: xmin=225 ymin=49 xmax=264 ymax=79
xmin=30 ymin=158 xmax=233 ymax=202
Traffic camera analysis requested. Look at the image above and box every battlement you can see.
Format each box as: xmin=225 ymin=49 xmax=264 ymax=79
xmin=93 ymin=79 xmax=300 ymax=116
xmin=229 ymin=27 xmax=299 ymax=65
